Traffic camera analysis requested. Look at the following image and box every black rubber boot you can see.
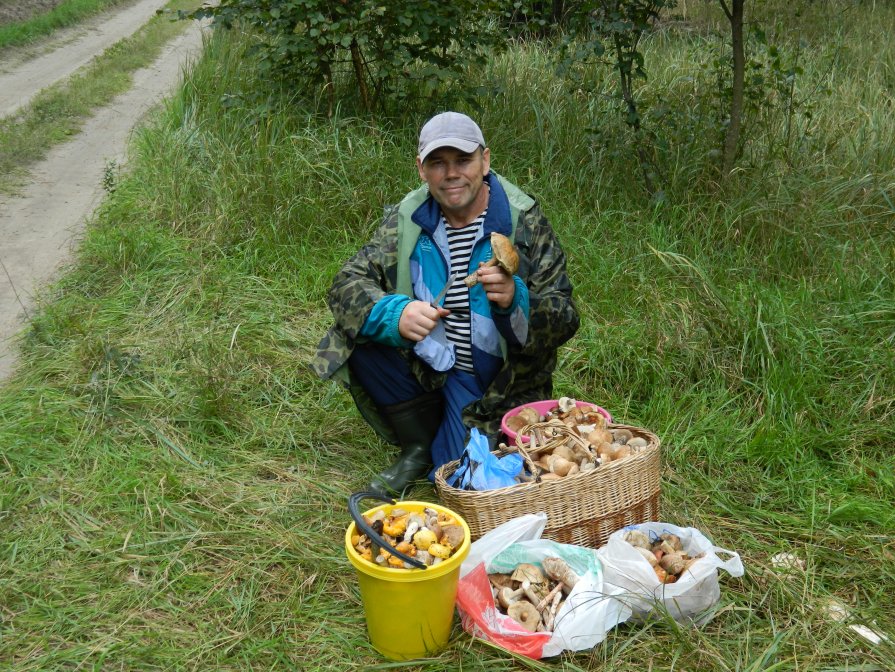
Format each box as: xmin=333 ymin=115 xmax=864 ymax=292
xmin=368 ymin=391 xmax=444 ymax=497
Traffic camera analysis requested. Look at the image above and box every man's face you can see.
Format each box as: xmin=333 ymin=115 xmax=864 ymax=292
xmin=417 ymin=146 xmax=491 ymax=223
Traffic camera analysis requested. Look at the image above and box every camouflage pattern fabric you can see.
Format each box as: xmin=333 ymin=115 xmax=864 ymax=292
xmin=312 ymin=186 xmax=580 ymax=440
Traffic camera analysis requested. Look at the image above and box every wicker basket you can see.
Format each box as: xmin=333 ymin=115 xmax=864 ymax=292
xmin=434 ymin=423 xmax=661 ymax=548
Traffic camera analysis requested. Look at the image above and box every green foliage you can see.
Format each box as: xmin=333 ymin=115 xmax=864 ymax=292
xmin=557 ymin=0 xmax=674 ymax=197
xmin=189 ymin=0 xmax=502 ymax=113
xmin=498 ymin=0 xmax=582 ymax=37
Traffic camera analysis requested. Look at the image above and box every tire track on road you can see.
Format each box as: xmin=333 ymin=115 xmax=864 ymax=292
xmin=0 ymin=0 xmax=170 ymax=118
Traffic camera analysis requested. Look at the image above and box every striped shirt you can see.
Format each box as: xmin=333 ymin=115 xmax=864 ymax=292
xmin=442 ymin=212 xmax=486 ymax=372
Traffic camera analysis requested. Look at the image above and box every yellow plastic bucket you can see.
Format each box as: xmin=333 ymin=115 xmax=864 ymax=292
xmin=345 ymin=498 xmax=471 ymax=660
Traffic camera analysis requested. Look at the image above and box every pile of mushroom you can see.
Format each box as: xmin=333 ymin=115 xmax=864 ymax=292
xmin=351 ymin=507 xmax=465 ymax=569
xmin=503 ymin=397 xmax=649 ymax=482
xmin=488 ymin=557 xmax=580 ymax=632
xmin=623 ymin=530 xmax=705 ymax=583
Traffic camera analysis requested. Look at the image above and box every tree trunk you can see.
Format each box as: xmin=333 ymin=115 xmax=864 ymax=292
xmin=552 ymin=0 xmax=565 ymax=25
xmin=349 ymin=38 xmax=370 ymax=111
xmin=614 ymin=33 xmax=658 ymax=197
xmin=721 ymin=0 xmax=745 ymax=176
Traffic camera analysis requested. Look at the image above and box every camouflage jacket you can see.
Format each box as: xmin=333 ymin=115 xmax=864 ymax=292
xmin=312 ymin=172 xmax=580 ymax=443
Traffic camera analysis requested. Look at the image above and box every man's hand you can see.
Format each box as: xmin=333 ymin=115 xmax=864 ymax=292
xmin=476 ymin=264 xmax=516 ymax=310
xmin=398 ymin=300 xmax=450 ymax=342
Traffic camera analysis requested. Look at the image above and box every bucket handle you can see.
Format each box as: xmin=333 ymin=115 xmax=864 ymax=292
xmin=348 ymin=491 xmax=427 ymax=570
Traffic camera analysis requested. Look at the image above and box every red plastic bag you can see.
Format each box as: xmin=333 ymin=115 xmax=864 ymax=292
xmin=457 ymin=563 xmax=551 ymax=659
xmin=455 ymin=513 xmax=630 ymax=659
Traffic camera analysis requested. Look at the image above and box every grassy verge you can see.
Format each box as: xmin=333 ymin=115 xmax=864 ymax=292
xmin=0 ymin=0 xmax=201 ymax=194
xmin=1 ymin=2 xmax=893 ymax=669
xmin=0 ymin=0 xmax=132 ymax=49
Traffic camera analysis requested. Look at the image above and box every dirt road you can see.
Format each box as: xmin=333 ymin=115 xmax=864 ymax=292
xmin=0 ymin=4 xmax=208 ymax=381
xmin=0 ymin=0 xmax=174 ymax=118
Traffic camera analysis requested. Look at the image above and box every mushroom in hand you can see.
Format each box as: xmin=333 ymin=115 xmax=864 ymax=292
xmin=464 ymin=233 xmax=519 ymax=287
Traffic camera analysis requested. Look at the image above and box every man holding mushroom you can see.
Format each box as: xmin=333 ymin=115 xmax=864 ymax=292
xmin=313 ymin=111 xmax=579 ymax=495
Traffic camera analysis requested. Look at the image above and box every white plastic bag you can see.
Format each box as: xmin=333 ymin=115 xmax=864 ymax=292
xmin=596 ymin=522 xmax=744 ymax=623
xmin=456 ymin=513 xmax=630 ymax=659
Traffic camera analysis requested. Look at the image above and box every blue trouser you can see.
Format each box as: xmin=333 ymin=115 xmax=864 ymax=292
xmin=348 ymin=342 xmax=488 ymax=480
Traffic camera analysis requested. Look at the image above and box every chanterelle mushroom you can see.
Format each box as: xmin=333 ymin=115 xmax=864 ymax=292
xmin=464 ymin=233 xmax=519 ymax=287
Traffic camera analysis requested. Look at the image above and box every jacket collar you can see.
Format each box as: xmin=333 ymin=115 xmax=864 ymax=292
xmin=410 ymin=171 xmax=512 ymax=237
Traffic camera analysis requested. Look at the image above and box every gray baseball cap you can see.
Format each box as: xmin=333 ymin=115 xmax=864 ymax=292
xmin=418 ymin=112 xmax=486 ymax=162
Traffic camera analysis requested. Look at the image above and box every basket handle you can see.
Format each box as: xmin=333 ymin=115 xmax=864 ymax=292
xmin=347 ymin=491 xmax=427 ymax=570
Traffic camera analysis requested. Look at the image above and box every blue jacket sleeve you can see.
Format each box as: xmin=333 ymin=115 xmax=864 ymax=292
xmin=359 ymin=294 xmax=413 ymax=347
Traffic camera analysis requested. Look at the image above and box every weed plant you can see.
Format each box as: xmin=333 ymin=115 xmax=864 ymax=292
xmin=1 ymin=1 xmax=893 ymax=669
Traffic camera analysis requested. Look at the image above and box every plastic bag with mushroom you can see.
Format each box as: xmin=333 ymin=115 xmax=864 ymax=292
xmin=596 ymin=522 xmax=745 ymax=624
xmin=455 ymin=514 xmax=631 ymax=659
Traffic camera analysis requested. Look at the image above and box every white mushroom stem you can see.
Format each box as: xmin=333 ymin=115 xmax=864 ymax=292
xmin=545 ymin=592 xmax=563 ymax=631
xmin=403 ymin=521 xmax=420 ymax=543
xmin=521 ymin=580 xmax=542 ymax=607
xmin=497 ymin=586 xmax=526 ymax=609
xmin=535 ymin=582 xmax=564 ymax=613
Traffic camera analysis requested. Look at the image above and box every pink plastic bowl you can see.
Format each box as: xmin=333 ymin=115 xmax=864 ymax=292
xmin=501 ymin=400 xmax=614 ymax=443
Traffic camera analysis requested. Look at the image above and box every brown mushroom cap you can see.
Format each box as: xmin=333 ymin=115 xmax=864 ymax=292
xmin=659 ymin=533 xmax=683 ymax=552
xmin=505 ymin=415 xmax=528 ymax=432
xmin=610 ymin=428 xmax=633 ymax=444
xmin=507 ymin=601 xmax=541 ymax=632
xmin=490 ymin=233 xmax=519 ymax=272
xmin=511 ymin=563 xmax=546 ymax=585
xmin=623 ymin=529 xmax=652 ymax=550
xmin=518 ymin=407 xmax=541 ymax=425
xmin=464 ymin=233 xmax=519 ymax=287
xmin=488 ymin=573 xmax=515 ymax=590
xmin=659 ymin=551 xmax=687 ymax=575
xmin=439 ymin=524 xmax=465 ymax=549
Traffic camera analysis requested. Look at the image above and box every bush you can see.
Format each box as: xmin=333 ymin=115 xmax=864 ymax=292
xmin=190 ymin=0 xmax=502 ymax=113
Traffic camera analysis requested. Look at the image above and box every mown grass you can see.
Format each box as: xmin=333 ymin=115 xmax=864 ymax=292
xmin=0 ymin=0 xmax=131 ymax=49
xmin=1 ymin=1 xmax=894 ymax=669
xmin=0 ymin=0 xmax=201 ymax=194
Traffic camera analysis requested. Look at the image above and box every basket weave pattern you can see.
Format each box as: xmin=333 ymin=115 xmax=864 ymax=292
xmin=434 ymin=424 xmax=661 ymax=548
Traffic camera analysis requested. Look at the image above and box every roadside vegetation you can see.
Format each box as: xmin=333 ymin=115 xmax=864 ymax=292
xmin=1 ymin=1 xmax=893 ymax=669
xmin=0 ymin=0 xmax=200 ymax=194
xmin=0 ymin=0 xmax=132 ymax=49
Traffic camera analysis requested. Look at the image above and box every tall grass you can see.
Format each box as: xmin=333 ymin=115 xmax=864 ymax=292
xmin=0 ymin=0 xmax=131 ymax=49
xmin=1 ymin=2 xmax=893 ymax=668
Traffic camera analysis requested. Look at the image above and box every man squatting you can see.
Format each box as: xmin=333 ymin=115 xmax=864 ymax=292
xmin=313 ymin=111 xmax=580 ymax=496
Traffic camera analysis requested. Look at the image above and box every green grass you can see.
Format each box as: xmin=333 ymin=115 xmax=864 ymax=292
xmin=0 ymin=0 xmax=132 ymax=49
xmin=0 ymin=0 xmax=201 ymax=193
xmin=1 ymin=1 xmax=894 ymax=669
